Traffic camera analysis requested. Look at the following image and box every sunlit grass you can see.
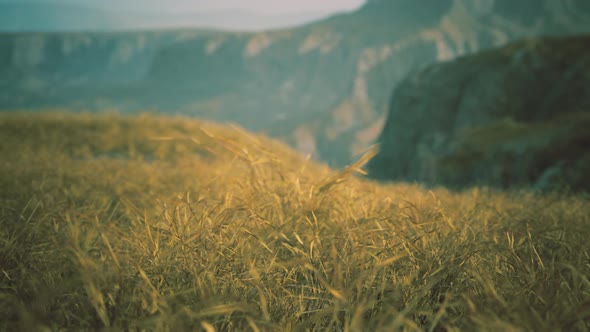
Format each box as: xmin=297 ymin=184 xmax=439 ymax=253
xmin=1 ymin=111 xmax=589 ymax=331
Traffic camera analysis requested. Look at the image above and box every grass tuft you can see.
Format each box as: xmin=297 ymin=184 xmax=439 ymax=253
xmin=0 ymin=111 xmax=589 ymax=331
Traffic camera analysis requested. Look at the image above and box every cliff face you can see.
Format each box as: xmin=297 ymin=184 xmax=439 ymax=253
xmin=2 ymin=0 xmax=590 ymax=167
xmin=367 ymin=35 xmax=590 ymax=192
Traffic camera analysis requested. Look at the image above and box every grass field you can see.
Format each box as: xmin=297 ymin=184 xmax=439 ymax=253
xmin=1 ymin=111 xmax=589 ymax=331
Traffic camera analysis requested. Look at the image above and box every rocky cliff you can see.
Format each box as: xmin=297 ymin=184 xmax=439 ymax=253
xmin=367 ymin=35 xmax=590 ymax=192
xmin=2 ymin=0 xmax=590 ymax=167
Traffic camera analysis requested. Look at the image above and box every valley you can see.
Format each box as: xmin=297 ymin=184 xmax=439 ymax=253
xmin=3 ymin=0 xmax=590 ymax=167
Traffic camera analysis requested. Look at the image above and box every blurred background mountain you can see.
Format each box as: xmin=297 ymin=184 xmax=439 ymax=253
xmin=367 ymin=35 xmax=590 ymax=192
xmin=1 ymin=0 xmax=590 ymax=190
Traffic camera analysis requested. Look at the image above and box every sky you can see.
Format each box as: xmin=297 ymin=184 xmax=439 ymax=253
xmin=2 ymin=0 xmax=367 ymax=14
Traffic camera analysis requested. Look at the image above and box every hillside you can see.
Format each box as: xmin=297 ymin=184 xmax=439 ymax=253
xmin=368 ymin=35 xmax=590 ymax=192
xmin=1 ymin=111 xmax=589 ymax=330
xmin=1 ymin=0 xmax=590 ymax=167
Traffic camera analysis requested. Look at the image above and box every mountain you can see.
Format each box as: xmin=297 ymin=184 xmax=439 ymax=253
xmin=1 ymin=0 xmax=590 ymax=167
xmin=367 ymin=35 xmax=590 ymax=192
xmin=0 ymin=2 xmax=335 ymax=32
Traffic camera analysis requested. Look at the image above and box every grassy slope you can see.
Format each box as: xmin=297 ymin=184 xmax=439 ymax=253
xmin=1 ymin=112 xmax=589 ymax=331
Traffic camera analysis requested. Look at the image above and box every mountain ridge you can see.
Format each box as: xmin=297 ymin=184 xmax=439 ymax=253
xmin=1 ymin=0 xmax=590 ymax=167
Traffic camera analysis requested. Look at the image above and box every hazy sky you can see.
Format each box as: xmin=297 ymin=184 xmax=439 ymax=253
xmin=3 ymin=0 xmax=367 ymax=14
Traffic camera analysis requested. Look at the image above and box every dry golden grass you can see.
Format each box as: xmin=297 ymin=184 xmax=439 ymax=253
xmin=1 ymin=111 xmax=589 ymax=331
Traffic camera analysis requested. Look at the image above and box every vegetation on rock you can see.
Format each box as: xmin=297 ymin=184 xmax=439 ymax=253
xmin=369 ymin=35 xmax=590 ymax=192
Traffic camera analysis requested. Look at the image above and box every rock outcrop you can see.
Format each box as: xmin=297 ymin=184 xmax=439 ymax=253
xmin=367 ymin=35 xmax=590 ymax=192
xmin=1 ymin=0 xmax=590 ymax=167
